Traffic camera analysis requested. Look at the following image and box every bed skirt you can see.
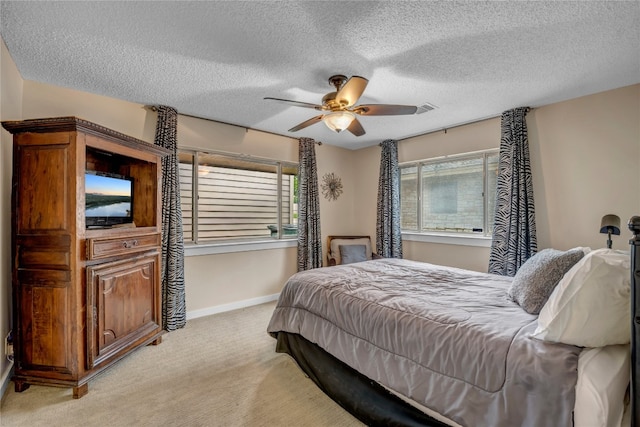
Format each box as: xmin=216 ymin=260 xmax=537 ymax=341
xmin=275 ymin=331 xmax=451 ymax=427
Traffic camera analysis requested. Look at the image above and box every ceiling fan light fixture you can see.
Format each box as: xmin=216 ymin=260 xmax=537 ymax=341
xmin=322 ymin=111 xmax=355 ymax=133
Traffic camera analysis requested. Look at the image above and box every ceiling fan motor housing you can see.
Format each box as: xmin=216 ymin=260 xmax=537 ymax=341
xmin=322 ymin=92 xmax=347 ymax=109
xmin=323 ymin=75 xmax=349 ymax=109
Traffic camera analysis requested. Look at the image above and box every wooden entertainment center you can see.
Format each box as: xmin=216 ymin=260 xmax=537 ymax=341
xmin=2 ymin=117 xmax=169 ymax=398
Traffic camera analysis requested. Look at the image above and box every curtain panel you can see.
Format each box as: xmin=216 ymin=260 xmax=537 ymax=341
xmin=297 ymin=137 xmax=322 ymax=271
xmin=488 ymin=107 xmax=537 ymax=276
xmin=154 ymin=105 xmax=187 ymax=331
xmin=376 ymin=139 xmax=403 ymax=258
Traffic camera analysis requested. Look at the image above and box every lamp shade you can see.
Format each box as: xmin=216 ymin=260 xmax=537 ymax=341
xmin=322 ymin=111 xmax=355 ymax=133
xmin=599 ymin=214 xmax=621 ymax=235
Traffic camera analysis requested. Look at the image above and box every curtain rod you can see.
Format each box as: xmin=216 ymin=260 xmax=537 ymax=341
xmin=394 ymin=107 xmax=533 ymax=143
xmin=143 ymin=105 xmax=299 ymax=142
xmin=146 ymin=105 xmax=322 ymax=145
xmin=146 ymin=104 xmax=530 ymax=147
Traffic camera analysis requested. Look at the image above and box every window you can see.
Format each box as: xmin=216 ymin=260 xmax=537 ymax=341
xmin=400 ymin=150 xmax=498 ymax=236
xmin=179 ymin=150 xmax=298 ymax=243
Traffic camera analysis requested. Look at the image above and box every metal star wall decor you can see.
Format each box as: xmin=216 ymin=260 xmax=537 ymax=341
xmin=321 ymin=172 xmax=343 ymax=201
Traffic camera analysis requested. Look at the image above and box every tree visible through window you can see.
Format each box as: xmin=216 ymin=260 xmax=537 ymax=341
xmin=178 ymin=150 xmax=298 ymax=243
xmin=400 ymin=150 xmax=498 ymax=235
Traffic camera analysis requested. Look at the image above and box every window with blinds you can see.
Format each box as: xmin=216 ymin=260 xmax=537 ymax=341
xmin=179 ymin=150 xmax=298 ymax=243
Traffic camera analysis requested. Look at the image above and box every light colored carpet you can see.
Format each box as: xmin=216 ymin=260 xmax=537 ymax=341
xmin=0 ymin=302 xmax=364 ymax=427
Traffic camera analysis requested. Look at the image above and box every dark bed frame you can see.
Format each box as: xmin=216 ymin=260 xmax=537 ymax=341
xmin=631 ymin=215 xmax=639 ymax=427
xmin=276 ymin=216 xmax=640 ymax=427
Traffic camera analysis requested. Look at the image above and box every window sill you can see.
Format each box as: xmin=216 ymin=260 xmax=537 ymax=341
xmin=184 ymin=238 xmax=297 ymax=257
xmin=402 ymin=232 xmax=492 ymax=248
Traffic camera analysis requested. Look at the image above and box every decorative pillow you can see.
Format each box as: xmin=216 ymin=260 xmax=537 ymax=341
xmin=532 ymin=249 xmax=630 ymax=347
xmin=508 ymin=248 xmax=585 ymax=314
xmin=329 ymin=238 xmax=372 ymax=265
xmin=339 ymin=244 xmax=368 ymax=265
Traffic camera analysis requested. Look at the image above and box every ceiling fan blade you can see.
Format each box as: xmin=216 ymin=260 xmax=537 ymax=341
xmin=264 ymin=97 xmax=323 ymax=110
xmin=353 ymin=104 xmax=418 ymax=116
xmin=335 ymin=76 xmax=368 ymax=107
xmin=288 ymin=115 xmax=324 ymax=132
xmin=347 ymin=117 xmax=365 ymax=136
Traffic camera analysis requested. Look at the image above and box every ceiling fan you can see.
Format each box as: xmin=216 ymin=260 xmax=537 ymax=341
xmin=265 ymin=74 xmax=419 ymax=137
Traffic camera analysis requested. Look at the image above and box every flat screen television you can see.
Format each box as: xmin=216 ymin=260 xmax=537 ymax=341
xmin=85 ymin=171 xmax=133 ymax=228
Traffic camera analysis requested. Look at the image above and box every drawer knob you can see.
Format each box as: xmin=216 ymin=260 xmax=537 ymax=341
xmin=122 ymin=240 xmax=138 ymax=249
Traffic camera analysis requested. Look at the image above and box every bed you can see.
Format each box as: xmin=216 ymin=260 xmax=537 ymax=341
xmin=267 ymin=222 xmax=640 ymax=427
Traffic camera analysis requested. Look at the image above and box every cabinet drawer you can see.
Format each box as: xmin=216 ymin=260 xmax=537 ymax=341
xmin=86 ymin=233 xmax=160 ymax=260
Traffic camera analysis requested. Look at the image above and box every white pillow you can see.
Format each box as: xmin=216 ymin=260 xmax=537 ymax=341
xmin=574 ymin=345 xmax=630 ymax=427
xmin=532 ymin=249 xmax=630 ymax=347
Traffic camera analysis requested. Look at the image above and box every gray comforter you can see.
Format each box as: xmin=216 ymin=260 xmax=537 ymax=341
xmin=267 ymin=258 xmax=581 ymax=427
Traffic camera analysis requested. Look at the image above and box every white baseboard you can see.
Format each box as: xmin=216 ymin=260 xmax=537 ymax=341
xmin=186 ymin=293 xmax=280 ymax=320
xmin=1 ymin=360 xmax=14 ymax=401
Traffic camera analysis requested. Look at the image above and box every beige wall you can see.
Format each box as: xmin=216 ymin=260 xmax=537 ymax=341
xmin=184 ymin=247 xmax=297 ymax=310
xmin=22 ymin=80 xmax=155 ymax=142
xmin=177 ymin=114 xmax=298 ymax=162
xmin=528 ymin=85 xmax=640 ymax=250
xmin=351 ymin=144 xmax=382 ymax=242
xmin=1 ymin=37 xmax=23 ymax=395
xmin=399 ymin=117 xmax=502 ymax=160
xmin=315 ymin=142 xmax=364 ymax=255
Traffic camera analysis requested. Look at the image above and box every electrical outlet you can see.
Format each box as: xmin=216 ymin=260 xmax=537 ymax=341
xmin=5 ymin=330 xmax=13 ymax=362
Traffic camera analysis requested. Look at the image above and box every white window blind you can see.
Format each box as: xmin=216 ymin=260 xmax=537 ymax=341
xmin=179 ymin=151 xmax=298 ymax=243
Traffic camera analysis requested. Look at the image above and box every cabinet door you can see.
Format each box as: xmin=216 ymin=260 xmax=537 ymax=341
xmin=14 ymin=272 xmax=74 ymax=376
xmin=15 ymin=136 xmax=74 ymax=234
xmin=86 ymin=253 xmax=161 ymax=369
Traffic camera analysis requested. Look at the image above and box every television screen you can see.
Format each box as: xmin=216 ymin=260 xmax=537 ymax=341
xmin=85 ymin=172 xmax=133 ymax=228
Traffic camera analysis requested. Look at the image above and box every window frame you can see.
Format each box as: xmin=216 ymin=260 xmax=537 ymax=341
xmin=178 ymin=147 xmax=299 ymax=254
xmin=399 ymin=149 xmax=498 ymax=246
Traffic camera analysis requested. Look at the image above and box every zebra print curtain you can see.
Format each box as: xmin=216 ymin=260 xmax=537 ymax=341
xmin=376 ymin=139 xmax=403 ymax=258
xmin=488 ymin=107 xmax=537 ymax=276
xmin=154 ymin=106 xmax=187 ymax=331
xmin=297 ymin=137 xmax=322 ymax=271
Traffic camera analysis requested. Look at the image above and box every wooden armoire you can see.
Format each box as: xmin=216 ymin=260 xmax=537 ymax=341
xmin=2 ymin=117 xmax=169 ymax=398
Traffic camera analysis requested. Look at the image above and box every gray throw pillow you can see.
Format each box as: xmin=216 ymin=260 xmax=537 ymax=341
xmin=508 ymin=248 xmax=585 ymax=314
xmin=339 ymin=244 xmax=368 ymax=265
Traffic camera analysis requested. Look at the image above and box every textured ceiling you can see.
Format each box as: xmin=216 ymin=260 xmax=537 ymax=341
xmin=1 ymin=1 xmax=639 ymax=149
